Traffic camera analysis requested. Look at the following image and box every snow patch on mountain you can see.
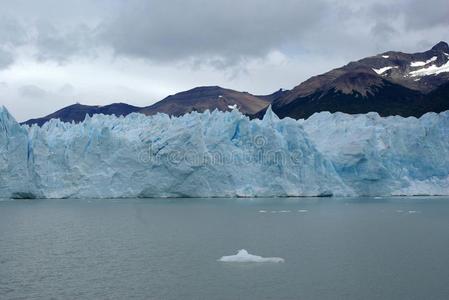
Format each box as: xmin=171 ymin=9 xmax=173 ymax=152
xmin=410 ymin=56 xmax=437 ymax=67
xmin=410 ymin=60 xmax=449 ymax=77
xmin=372 ymin=66 xmax=397 ymax=75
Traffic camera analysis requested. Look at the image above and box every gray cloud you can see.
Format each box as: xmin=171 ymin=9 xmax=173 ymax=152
xmin=1 ymin=0 xmax=449 ymax=123
xmin=0 ymin=16 xmax=28 ymax=69
xmin=34 ymin=21 xmax=96 ymax=63
xmin=0 ymin=49 xmax=14 ymax=69
xmin=19 ymin=85 xmax=48 ymax=98
xmin=92 ymin=0 xmax=449 ymax=67
xmin=0 ymin=1 xmax=103 ymax=68
xmin=98 ymin=0 xmax=328 ymax=66
xmin=371 ymin=22 xmax=397 ymax=40
xmin=400 ymin=0 xmax=449 ymax=29
xmin=0 ymin=17 xmax=28 ymax=46
xmin=368 ymin=0 xmax=449 ymax=32
xmin=0 ymin=0 xmax=448 ymax=69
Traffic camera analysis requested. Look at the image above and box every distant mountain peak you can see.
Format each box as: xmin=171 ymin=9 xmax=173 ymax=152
xmin=23 ymin=102 xmax=143 ymax=126
xmin=22 ymin=41 xmax=449 ymax=125
xmin=141 ymin=86 xmax=271 ymax=116
xmin=431 ymin=41 xmax=449 ymax=52
xmin=254 ymin=42 xmax=449 ymax=120
xmin=189 ymin=85 xmax=223 ymax=92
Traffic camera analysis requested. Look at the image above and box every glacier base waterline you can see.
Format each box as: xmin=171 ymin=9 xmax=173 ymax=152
xmin=1 ymin=105 xmax=449 ymax=198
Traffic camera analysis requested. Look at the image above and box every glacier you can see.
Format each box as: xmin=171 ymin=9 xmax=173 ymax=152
xmin=299 ymin=111 xmax=449 ymax=196
xmin=1 ymin=105 xmax=449 ymax=198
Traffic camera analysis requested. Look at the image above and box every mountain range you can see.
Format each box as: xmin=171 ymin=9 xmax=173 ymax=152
xmin=23 ymin=41 xmax=449 ymax=126
xmin=139 ymin=86 xmax=271 ymax=116
xmin=255 ymin=41 xmax=449 ymax=119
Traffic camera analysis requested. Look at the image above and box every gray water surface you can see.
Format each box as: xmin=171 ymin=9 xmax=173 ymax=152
xmin=1 ymin=197 xmax=449 ymax=300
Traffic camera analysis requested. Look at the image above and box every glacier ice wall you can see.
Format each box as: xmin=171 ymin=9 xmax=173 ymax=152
xmin=0 ymin=106 xmax=349 ymax=198
xmin=1 ymin=105 xmax=449 ymax=198
xmin=300 ymin=111 xmax=449 ymax=196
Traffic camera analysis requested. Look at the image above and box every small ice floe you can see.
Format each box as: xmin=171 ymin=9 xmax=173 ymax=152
xmin=298 ymin=209 xmax=308 ymax=213
xmin=374 ymin=197 xmax=383 ymax=199
xmin=258 ymin=210 xmax=267 ymax=213
xmin=218 ymin=249 xmax=284 ymax=263
xmin=396 ymin=210 xmax=404 ymax=213
xmin=408 ymin=210 xmax=420 ymax=214
xmin=279 ymin=210 xmax=291 ymax=213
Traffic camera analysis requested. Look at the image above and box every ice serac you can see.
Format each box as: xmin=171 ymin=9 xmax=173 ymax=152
xmin=0 ymin=106 xmax=37 ymax=198
xmin=1 ymin=106 xmax=449 ymax=198
xmin=0 ymin=107 xmax=348 ymax=198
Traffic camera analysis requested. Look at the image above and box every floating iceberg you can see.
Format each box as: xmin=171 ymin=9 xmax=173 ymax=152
xmin=218 ymin=249 xmax=285 ymax=263
xmin=1 ymin=105 xmax=449 ymax=198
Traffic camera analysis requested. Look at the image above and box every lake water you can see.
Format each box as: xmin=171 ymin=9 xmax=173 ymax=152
xmin=1 ymin=197 xmax=449 ymax=300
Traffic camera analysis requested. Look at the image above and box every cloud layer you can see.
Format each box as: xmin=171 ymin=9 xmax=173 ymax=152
xmin=0 ymin=0 xmax=448 ymax=121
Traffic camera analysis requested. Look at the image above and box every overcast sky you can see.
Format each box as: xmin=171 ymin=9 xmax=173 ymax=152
xmin=0 ymin=0 xmax=448 ymax=121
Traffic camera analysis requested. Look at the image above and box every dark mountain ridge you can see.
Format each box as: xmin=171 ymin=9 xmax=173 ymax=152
xmin=140 ymin=86 xmax=271 ymax=117
xmin=255 ymin=41 xmax=449 ymax=119
xmin=23 ymin=103 xmax=142 ymax=126
xmin=23 ymin=86 xmax=273 ymax=126
xmin=22 ymin=41 xmax=449 ymax=125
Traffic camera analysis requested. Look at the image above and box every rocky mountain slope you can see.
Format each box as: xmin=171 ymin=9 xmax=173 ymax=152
xmin=23 ymin=42 xmax=449 ymax=125
xmin=24 ymin=86 xmax=272 ymax=126
xmin=140 ymin=86 xmax=270 ymax=116
xmin=255 ymin=41 xmax=449 ymax=119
